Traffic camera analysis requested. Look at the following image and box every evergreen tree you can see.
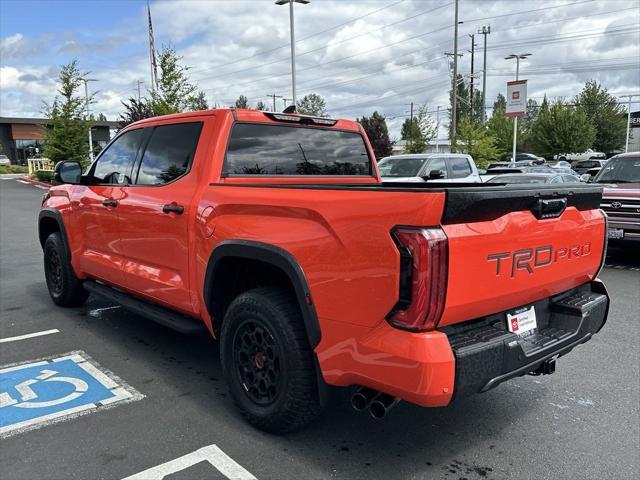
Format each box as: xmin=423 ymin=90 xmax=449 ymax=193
xmin=531 ymin=99 xmax=595 ymax=159
xmin=296 ymin=93 xmax=328 ymax=116
xmin=357 ymin=111 xmax=393 ymax=159
xmin=401 ymin=105 xmax=437 ymax=154
xmin=43 ymin=60 xmax=92 ymax=167
xmin=191 ymin=91 xmax=209 ymax=111
xmin=255 ymin=100 xmax=268 ymax=111
xmin=575 ymin=80 xmax=626 ymax=153
xmin=148 ymin=46 xmax=202 ymax=115
xmin=234 ymin=95 xmax=249 ymax=108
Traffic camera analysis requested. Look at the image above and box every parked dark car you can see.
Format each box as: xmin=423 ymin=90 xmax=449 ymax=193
xmin=486 ymin=173 xmax=582 ymax=184
xmin=573 ymin=159 xmax=607 ymax=175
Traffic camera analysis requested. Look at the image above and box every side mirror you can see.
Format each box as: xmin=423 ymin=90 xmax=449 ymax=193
xmin=427 ymin=169 xmax=444 ymax=179
xmin=53 ymin=161 xmax=82 ymax=185
xmin=580 ymin=173 xmax=591 ymax=183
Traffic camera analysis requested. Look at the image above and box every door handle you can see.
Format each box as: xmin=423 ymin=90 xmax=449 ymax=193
xmin=101 ymin=199 xmax=118 ymax=208
xmin=162 ymin=203 xmax=184 ymax=215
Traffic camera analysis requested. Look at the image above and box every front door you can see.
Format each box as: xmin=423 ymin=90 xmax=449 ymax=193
xmin=117 ymin=121 xmax=203 ymax=315
xmin=74 ymin=128 xmax=145 ymax=286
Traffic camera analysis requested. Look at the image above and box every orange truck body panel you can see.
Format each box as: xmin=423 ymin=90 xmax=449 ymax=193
xmin=42 ymin=109 xmax=608 ymax=408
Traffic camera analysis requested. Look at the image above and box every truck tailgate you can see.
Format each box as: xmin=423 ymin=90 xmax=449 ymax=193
xmin=438 ymin=185 xmax=606 ymax=327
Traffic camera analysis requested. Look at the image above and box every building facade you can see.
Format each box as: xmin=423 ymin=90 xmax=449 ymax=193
xmin=0 ymin=117 xmax=119 ymax=165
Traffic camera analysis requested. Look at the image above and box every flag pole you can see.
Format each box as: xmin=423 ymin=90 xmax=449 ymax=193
xmin=147 ymin=1 xmax=158 ymax=92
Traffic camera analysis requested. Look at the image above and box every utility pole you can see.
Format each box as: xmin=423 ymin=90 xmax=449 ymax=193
xmin=468 ymin=34 xmax=475 ymax=120
xmin=81 ymin=76 xmax=98 ymax=163
xmin=621 ymin=95 xmax=639 ymax=152
xmin=267 ymin=93 xmax=283 ymax=111
xmin=276 ymin=0 xmax=310 ymax=108
xmin=478 ymin=25 xmax=491 ymax=123
xmin=451 ymin=0 xmax=459 ymax=150
xmin=436 ymin=105 xmax=441 ymax=153
xmin=136 ymin=80 xmax=144 ymax=102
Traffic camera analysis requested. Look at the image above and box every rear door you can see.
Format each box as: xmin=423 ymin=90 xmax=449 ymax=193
xmin=117 ymin=121 xmax=203 ymax=315
xmin=73 ymin=128 xmax=145 ymax=286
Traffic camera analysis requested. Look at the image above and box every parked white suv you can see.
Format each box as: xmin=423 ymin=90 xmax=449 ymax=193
xmin=377 ymin=154 xmax=481 ymax=183
xmin=0 ymin=154 xmax=11 ymax=166
xmin=555 ymin=149 xmax=606 ymax=163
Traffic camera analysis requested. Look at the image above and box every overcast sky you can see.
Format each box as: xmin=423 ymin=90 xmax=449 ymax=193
xmin=1 ymin=0 xmax=638 ymax=138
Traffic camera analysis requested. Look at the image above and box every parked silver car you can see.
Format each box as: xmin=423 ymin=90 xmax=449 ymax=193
xmin=378 ymin=154 xmax=481 ymax=183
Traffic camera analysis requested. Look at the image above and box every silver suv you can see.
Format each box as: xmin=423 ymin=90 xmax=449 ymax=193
xmin=378 ymin=154 xmax=481 ymax=183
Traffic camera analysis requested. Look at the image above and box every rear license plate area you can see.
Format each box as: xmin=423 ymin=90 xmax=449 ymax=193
xmin=506 ymin=305 xmax=537 ymax=336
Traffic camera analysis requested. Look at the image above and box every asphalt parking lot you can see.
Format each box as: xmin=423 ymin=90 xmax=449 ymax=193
xmin=1 ymin=177 xmax=639 ymax=480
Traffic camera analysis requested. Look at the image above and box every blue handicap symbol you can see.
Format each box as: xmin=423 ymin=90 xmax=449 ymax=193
xmin=0 ymin=358 xmax=117 ymax=429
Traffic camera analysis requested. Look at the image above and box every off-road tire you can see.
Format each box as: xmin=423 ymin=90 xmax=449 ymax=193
xmin=220 ymin=286 xmax=322 ymax=433
xmin=44 ymin=232 xmax=89 ymax=307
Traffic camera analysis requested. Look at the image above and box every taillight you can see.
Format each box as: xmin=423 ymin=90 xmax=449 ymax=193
xmin=387 ymin=227 xmax=448 ymax=331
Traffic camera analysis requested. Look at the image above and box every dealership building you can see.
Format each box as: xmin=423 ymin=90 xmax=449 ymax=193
xmin=0 ymin=117 xmax=119 ymax=164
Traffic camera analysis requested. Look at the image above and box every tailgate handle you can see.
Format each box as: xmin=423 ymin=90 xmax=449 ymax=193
xmin=532 ymin=198 xmax=567 ymax=219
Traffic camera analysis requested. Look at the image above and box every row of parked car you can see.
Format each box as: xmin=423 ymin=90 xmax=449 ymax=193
xmin=377 ymin=151 xmax=639 ymax=244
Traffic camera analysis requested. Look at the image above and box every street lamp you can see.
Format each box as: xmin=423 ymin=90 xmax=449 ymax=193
xmin=504 ymin=53 xmax=531 ymax=162
xmin=275 ymin=0 xmax=310 ymax=110
xmin=80 ymin=77 xmax=98 ymax=162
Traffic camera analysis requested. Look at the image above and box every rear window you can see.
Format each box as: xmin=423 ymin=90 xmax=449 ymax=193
xmin=224 ymin=123 xmax=371 ymax=176
xmin=449 ymin=157 xmax=472 ymax=178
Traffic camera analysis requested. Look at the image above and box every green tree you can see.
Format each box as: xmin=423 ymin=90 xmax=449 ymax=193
xmin=43 ymin=60 xmax=92 ymax=167
xmin=118 ymin=97 xmax=154 ymax=129
xmin=148 ymin=46 xmax=202 ymax=115
xmin=401 ymin=104 xmax=437 ymax=154
xmin=234 ymin=95 xmax=249 ymax=108
xmin=455 ymin=118 xmax=499 ymax=167
xmin=486 ymin=94 xmax=526 ymax=157
xmin=531 ymin=99 xmax=595 ymax=159
xmin=358 ymin=111 xmax=393 ymax=159
xmin=449 ymin=73 xmax=471 ymax=140
xmin=296 ymin=93 xmax=327 ymax=116
xmin=576 ymin=80 xmax=626 ymax=153
xmin=255 ymin=100 xmax=268 ymax=111
xmin=191 ymin=91 xmax=209 ymax=111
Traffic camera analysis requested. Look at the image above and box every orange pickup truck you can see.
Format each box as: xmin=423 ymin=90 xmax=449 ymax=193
xmin=40 ymin=108 xmax=609 ymax=432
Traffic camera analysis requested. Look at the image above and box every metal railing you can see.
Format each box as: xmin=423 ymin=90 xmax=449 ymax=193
xmin=27 ymin=158 xmax=54 ymax=176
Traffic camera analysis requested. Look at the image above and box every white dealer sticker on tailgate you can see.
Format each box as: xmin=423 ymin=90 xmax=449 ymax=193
xmin=507 ymin=306 xmax=537 ymax=335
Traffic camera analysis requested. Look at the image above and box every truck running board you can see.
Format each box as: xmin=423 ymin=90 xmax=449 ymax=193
xmin=84 ymin=280 xmax=207 ymax=334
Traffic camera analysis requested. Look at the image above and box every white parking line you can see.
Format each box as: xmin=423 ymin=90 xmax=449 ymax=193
xmin=123 ymin=444 xmax=257 ymax=480
xmin=0 ymin=329 xmax=60 ymax=344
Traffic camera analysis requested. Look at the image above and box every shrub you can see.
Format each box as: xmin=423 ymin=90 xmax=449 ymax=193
xmin=35 ymin=170 xmax=53 ymax=183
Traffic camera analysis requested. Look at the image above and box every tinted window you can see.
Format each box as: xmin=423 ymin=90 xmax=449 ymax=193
xmin=378 ymin=156 xmax=427 ymax=177
xmin=426 ymin=157 xmax=448 ymax=178
xmin=136 ymin=122 xmax=202 ymax=185
xmin=449 ymin=157 xmax=472 ymax=178
xmin=224 ymin=124 xmax=371 ymax=175
xmin=92 ymin=129 xmax=144 ymax=184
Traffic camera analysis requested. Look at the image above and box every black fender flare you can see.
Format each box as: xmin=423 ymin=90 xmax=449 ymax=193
xmin=203 ymin=240 xmax=321 ymax=348
xmin=38 ymin=208 xmax=72 ymax=259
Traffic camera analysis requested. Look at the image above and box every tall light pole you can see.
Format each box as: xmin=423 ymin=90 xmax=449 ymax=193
xmin=81 ymin=77 xmax=98 ymax=163
xmin=276 ymin=0 xmax=309 ymax=109
xmin=478 ymin=25 xmax=490 ymax=123
xmin=451 ymin=0 xmax=459 ymax=149
xmin=505 ymin=53 xmax=531 ymax=162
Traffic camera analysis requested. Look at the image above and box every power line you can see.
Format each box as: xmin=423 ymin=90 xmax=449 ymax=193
xmin=188 ymin=0 xmax=407 ymax=77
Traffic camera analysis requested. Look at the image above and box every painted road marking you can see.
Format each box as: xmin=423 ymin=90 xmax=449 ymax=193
xmin=123 ymin=444 xmax=257 ymax=480
xmin=0 ymin=350 xmax=143 ymax=438
xmin=0 ymin=329 xmax=60 ymax=344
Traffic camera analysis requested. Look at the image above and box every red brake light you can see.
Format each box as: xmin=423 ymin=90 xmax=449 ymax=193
xmin=387 ymin=227 xmax=448 ymax=331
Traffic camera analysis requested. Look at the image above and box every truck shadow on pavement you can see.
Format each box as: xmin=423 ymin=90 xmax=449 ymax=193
xmin=69 ymin=295 xmax=541 ymax=480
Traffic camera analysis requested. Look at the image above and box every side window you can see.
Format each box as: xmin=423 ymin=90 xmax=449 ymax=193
xmin=426 ymin=157 xmax=449 ymax=178
xmin=449 ymin=157 xmax=472 ymax=178
xmin=135 ymin=122 xmax=202 ymax=185
xmin=550 ymin=175 xmax=563 ymax=183
xmin=91 ymin=129 xmax=144 ymax=184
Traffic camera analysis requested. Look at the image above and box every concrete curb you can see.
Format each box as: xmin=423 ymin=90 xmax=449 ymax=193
xmin=17 ymin=176 xmax=51 ymax=188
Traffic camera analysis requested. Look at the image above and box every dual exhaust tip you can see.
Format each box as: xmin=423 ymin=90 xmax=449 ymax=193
xmin=351 ymin=387 xmax=400 ymax=419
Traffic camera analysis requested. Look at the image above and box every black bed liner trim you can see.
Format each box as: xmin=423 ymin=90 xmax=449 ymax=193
xmin=209 ymin=182 xmax=604 ymax=223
